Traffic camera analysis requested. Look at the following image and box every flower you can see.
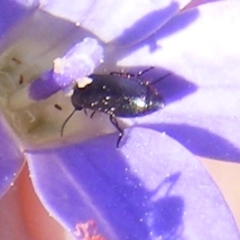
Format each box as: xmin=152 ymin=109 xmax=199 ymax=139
xmin=0 ymin=0 xmax=240 ymax=239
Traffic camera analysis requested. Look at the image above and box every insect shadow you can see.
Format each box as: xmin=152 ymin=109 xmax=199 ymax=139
xmin=58 ymin=135 xmax=185 ymax=240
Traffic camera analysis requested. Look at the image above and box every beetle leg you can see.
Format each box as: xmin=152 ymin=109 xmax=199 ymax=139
xmin=109 ymin=115 xmax=123 ymax=147
xmin=84 ymin=109 xmax=96 ymax=118
xmin=110 ymin=67 xmax=154 ymax=79
xmin=90 ymin=111 xmax=96 ymax=118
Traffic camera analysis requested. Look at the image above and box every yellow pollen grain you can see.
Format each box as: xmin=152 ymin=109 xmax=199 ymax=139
xmin=53 ymin=58 xmax=65 ymax=74
xmin=76 ymin=77 xmax=93 ymax=88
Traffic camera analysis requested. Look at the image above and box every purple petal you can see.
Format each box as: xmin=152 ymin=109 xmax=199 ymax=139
xmin=0 ymin=114 xmax=24 ymax=198
xmin=119 ymin=2 xmax=240 ymax=162
xmin=0 ymin=0 xmax=37 ymax=36
xmin=26 ymin=128 xmax=239 ymax=239
xmin=40 ymin=0 xmax=192 ymax=45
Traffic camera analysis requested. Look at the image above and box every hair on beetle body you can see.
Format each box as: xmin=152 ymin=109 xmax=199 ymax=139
xmin=61 ymin=67 xmax=169 ymax=147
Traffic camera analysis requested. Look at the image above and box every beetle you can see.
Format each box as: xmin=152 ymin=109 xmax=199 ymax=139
xmin=61 ymin=67 xmax=168 ymax=147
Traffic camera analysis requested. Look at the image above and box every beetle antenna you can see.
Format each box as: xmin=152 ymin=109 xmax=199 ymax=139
xmin=148 ymin=73 xmax=171 ymax=86
xmin=137 ymin=66 xmax=154 ymax=77
xmin=61 ymin=109 xmax=77 ymax=137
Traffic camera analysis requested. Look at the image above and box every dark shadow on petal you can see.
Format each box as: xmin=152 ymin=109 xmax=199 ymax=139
xmin=142 ymin=123 xmax=240 ymax=163
xmin=111 ymin=2 xmax=180 ymax=46
xmin=153 ymin=72 xmax=198 ymax=105
xmin=103 ymin=6 xmax=199 ymax=64
xmin=147 ymin=8 xmax=200 ymax=52
xmin=150 ymin=196 xmax=184 ymax=239
xmin=149 ymin=172 xmax=185 ymax=239
xmin=133 ymin=67 xmax=198 ymax=105
xmin=98 ymin=66 xmax=198 ymax=105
